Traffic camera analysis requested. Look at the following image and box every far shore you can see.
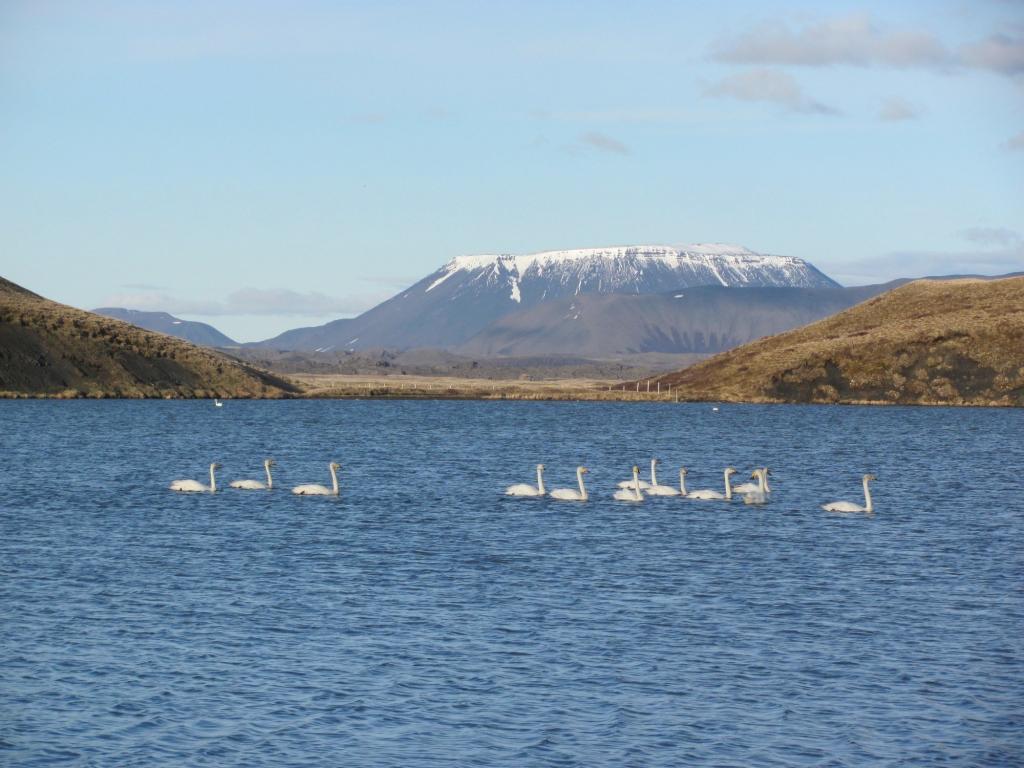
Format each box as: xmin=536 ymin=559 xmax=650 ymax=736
xmin=2 ymin=371 xmax=1019 ymax=406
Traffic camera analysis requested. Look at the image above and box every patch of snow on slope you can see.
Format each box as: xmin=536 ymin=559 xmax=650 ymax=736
xmin=509 ymin=277 xmax=521 ymax=303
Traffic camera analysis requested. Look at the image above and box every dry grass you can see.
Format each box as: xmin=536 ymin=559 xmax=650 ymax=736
xmin=0 ymin=277 xmax=298 ymax=398
xmin=649 ymin=277 xmax=1024 ymax=407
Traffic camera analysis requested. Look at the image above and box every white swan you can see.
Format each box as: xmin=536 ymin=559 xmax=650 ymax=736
xmin=617 ymin=458 xmax=653 ymax=490
xmin=686 ymin=467 xmax=737 ymax=500
xmin=743 ymin=469 xmax=769 ymax=505
xmin=170 ymin=462 xmax=221 ymax=493
xmin=231 ymin=459 xmax=276 ymax=490
xmin=822 ymin=474 xmax=876 ymax=513
xmin=292 ymin=462 xmax=341 ymax=496
xmin=613 ymin=466 xmax=644 ymax=501
xmin=732 ymin=467 xmax=768 ymax=495
xmin=550 ymin=466 xmax=589 ymax=501
xmin=645 ymin=459 xmax=680 ymax=496
xmin=505 ymin=464 xmax=546 ymax=497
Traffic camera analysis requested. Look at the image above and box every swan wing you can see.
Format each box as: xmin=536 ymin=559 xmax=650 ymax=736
xmin=170 ymin=479 xmax=206 ymax=492
xmin=230 ymin=479 xmax=267 ymax=490
xmin=743 ymin=492 xmax=767 ymax=505
xmin=505 ymin=483 xmax=542 ymax=496
xmin=645 ymin=485 xmax=680 ymax=496
xmin=549 ymin=488 xmax=583 ymax=501
xmin=686 ymin=490 xmax=724 ymax=500
xmin=732 ymin=482 xmax=760 ymax=494
xmin=292 ymin=484 xmax=330 ymax=495
xmin=616 ymin=479 xmax=652 ymax=490
xmin=822 ymin=501 xmax=864 ymax=512
xmin=612 ymin=488 xmax=642 ymax=501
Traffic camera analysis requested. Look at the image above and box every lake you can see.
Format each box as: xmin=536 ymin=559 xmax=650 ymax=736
xmin=1 ymin=400 xmax=1022 ymax=766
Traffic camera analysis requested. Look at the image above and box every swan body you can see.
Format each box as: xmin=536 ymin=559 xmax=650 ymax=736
xmin=613 ymin=466 xmax=644 ymax=502
xmin=505 ymin=464 xmax=546 ymax=497
xmin=822 ymin=474 xmax=876 ymax=513
xmin=550 ymin=466 xmax=589 ymax=501
xmin=645 ymin=459 xmax=680 ymax=496
xmin=170 ymin=462 xmax=220 ymax=493
xmin=292 ymin=462 xmax=341 ymax=496
xmin=734 ymin=467 xmax=771 ymax=495
xmin=214 ymin=398 xmax=223 ymax=407
xmin=231 ymin=459 xmax=276 ymax=490
xmin=686 ymin=467 xmax=737 ymax=500
xmin=743 ymin=469 xmax=769 ymax=505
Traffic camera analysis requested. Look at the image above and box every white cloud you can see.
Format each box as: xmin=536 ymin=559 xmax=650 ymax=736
xmin=960 ymin=226 xmax=1021 ymax=247
xmin=712 ymin=14 xmax=1023 ymax=78
xmin=579 ymin=131 xmax=630 ymax=155
xmin=704 ymin=68 xmax=840 ymax=114
xmin=879 ymin=97 xmax=922 ymax=121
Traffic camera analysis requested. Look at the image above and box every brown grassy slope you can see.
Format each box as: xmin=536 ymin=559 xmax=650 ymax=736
xmin=650 ymin=277 xmax=1024 ymax=406
xmin=0 ymin=277 xmax=298 ymax=398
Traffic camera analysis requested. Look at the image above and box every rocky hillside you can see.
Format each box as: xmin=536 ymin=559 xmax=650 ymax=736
xmin=0 ymin=277 xmax=296 ymax=398
xmin=93 ymin=307 xmax=237 ymax=347
xmin=650 ymin=277 xmax=1024 ymax=406
xmin=258 ymin=243 xmax=838 ymax=351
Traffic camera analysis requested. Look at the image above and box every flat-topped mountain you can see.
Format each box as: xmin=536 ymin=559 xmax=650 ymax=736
xmin=258 ymin=243 xmax=838 ymax=351
xmin=0 ymin=277 xmax=296 ymax=398
xmin=650 ymin=276 xmax=1024 ymax=406
xmin=92 ymin=307 xmax=237 ymax=347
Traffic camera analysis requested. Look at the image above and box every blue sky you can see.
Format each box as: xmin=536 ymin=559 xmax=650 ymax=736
xmin=2 ymin=0 xmax=1022 ymax=341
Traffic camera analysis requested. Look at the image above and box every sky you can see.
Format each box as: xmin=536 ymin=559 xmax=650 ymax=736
xmin=1 ymin=0 xmax=1022 ymax=341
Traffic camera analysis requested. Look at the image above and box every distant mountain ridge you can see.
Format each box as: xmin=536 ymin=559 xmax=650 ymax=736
xmin=258 ymin=243 xmax=839 ymax=351
xmin=93 ymin=307 xmax=237 ymax=347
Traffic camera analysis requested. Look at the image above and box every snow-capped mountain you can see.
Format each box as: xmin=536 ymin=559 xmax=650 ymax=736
xmin=257 ymin=243 xmax=840 ymax=351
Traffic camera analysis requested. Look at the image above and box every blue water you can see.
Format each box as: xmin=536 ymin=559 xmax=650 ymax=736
xmin=1 ymin=400 xmax=1022 ymax=766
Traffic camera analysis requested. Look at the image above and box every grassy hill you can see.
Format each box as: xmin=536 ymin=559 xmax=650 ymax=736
xmin=0 ymin=277 xmax=298 ymax=398
xmin=650 ymin=277 xmax=1024 ymax=407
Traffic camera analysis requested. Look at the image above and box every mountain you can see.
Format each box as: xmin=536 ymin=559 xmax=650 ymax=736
xmin=0 ymin=277 xmax=296 ymax=398
xmin=258 ymin=243 xmax=839 ymax=351
xmin=92 ymin=307 xmax=237 ymax=346
xmin=456 ymin=283 xmax=893 ymax=357
xmin=647 ymin=276 xmax=1024 ymax=406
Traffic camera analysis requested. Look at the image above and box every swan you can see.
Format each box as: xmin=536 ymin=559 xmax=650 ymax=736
xmin=170 ymin=462 xmax=221 ymax=493
xmin=505 ymin=464 xmax=547 ymax=497
xmin=743 ymin=469 xmax=769 ymax=505
xmin=732 ymin=467 xmax=768 ymax=495
xmin=617 ymin=458 xmax=653 ymax=490
xmin=292 ymin=462 xmax=341 ymax=496
xmin=613 ymin=466 xmax=644 ymax=501
xmin=645 ymin=459 xmax=681 ymax=496
xmin=214 ymin=398 xmax=223 ymax=407
xmin=230 ymin=459 xmax=276 ymax=490
xmin=685 ymin=467 xmax=737 ymax=500
xmin=822 ymin=474 xmax=876 ymax=513
xmin=550 ymin=466 xmax=589 ymax=501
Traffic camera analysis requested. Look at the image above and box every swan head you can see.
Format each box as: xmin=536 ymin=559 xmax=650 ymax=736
xmin=210 ymin=462 xmax=222 ymax=470
xmin=679 ymin=467 xmax=688 ymax=476
xmin=725 ymin=467 xmax=737 ymax=475
xmin=536 ymin=463 xmax=545 ymax=470
xmin=578 ymin=466 xmax=589 ymax=474
xmin=265 ymin=459 xmax=276 ymax=467
xmin=329 ymin=462 xmax=341 ymax=471
xmin=632 ymin=465 xmax=639 ymax=473
xmin=864 ymin=473 xmax=877 ymax=482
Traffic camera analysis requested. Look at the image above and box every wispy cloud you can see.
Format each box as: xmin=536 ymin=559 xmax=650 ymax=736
xmin=579 ymin=131 xmax=630 ymax=155
xmin=711 ymin=13 xmax=1023 ymax=78
xmin=704 ymin=68 xmax=840 ymax=114
xmin=101 ymin=288 xmax=383 ymax=317
xmin=1004 ymin=130 xmax=1024 ymax=151
xmin=960 ymin=226 xmax=1021 ymax=247
xmin=879 ymin=97 xmax=923 ymax=121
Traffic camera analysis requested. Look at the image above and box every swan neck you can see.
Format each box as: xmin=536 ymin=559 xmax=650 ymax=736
xmin=724 ymin=470 xmax=732 ymax=500
xmin=758 ymin=471 xmax=766 ymax=493
xmin=679 ymin=470 xmax=686 ymax=495
xmin=863 ymin=477 xmax=873 ymax=512
xmin=330 ymin=465 xmax=339 ymax=495
xmin=634 ymin=467 xmax=642 ymax=500
xmin=650 ymin=459 xmax=657 ymax=486
xmin=209 ymin=464 xmax=217 ymax=492
xmin=577 ymin=469 xmax=587 ymax=500
xmin=537 ymin=466 xmax=545 ymax=495
xmin=265 ymin=462 xmax=273 ymax=489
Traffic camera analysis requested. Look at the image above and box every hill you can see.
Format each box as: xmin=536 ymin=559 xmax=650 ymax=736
xmin=0 ymin=277 xmax=297 ymax=398
xmin=92 ymin=307 xmax=237 ymax=346
xmin=649 ymin=277 xmax=1024 ymax=406
xmin=256 ymin=243 xmax=837 ymax=351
